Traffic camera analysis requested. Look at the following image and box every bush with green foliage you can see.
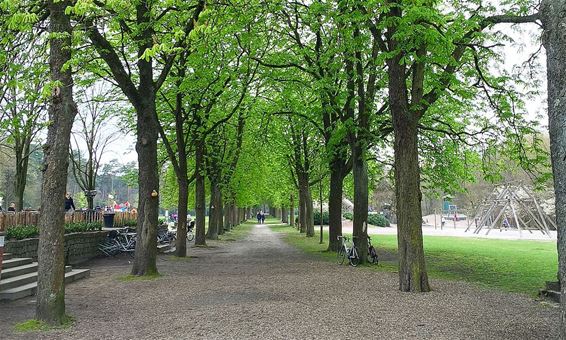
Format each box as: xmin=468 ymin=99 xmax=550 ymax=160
xmin=313 ymin=211 xmax=329 ymax=225
xmin=6 ymin=225 xmax=39 ymax=240
xmin=367 ymin=213 xmax=390 ymax=228
xmin=124 ymin=220 xmax=137 ymax=227
xmin=343 ymin=212 xmax=353 ymax=220
xmin=6 ymin=221 xmax=103 ymax=240
xmin=64 ymin=221 xmax=103 ymax=233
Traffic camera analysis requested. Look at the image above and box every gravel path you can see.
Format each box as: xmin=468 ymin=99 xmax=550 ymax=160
xmin=0 ymin=223 xmax=559 ymax=339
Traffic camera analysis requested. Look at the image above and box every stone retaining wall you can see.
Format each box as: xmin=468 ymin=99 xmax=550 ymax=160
xmin=5 ymin=231 xmax=108 ymax=265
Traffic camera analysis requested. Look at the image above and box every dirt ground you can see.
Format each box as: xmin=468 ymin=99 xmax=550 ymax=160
xmin=0 ymin=223 xmax=559 ymax=339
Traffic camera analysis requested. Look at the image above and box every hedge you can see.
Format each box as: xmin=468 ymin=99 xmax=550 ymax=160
xmin=367 ymin=214 xmax=390 ymax=228
xmin=342 ymin=212 xmax=390 ymax=227
xmin=6 ymin=221 xmax=104 ymax=240
xmin=313 ymin=211 xmax=329 ymax=225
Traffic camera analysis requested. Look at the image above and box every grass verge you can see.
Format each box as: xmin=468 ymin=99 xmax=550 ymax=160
xmin=269 ymin=224 xmax=557 ymax=296
xmin=218 ymin=220 xmax=255 ymax=242
xmin=15 ymin=315 xmax=74 ymax=332
xmin=117 ymin=273 xmax=162 ymax=282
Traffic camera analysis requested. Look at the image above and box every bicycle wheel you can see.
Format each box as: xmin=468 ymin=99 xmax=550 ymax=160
xmin=187 ymin=231 xmax=195 ymax=242
xmin=349 ymin=247 xmax=360 ymax=267
xmin=337 ymin=246 xmax=346 ymax=264
xmin=368 ymin=246 xmax=378 ymax=264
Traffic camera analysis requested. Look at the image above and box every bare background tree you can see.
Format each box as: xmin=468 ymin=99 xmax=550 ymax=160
xmin=0 ymin=36 xmax=47 ymax=211
xmin=69 ymin=84 xmax=120 ymax=209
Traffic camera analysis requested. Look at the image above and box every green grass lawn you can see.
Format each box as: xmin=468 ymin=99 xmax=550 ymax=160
xmin=269 ymin=223 xmax=558 ymax=296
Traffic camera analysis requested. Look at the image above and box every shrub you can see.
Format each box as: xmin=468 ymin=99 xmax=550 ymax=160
xmin=64 ymin=221 xmax=103 ymax=233
xmin=367 ymin=213 xmax=390 ymax=228
xmin=124 ymin=219 xmax=137 ymax=227
xmin=313 ymin=211 xmax=329 ymax=225
xmin=6 ymin=225 xmax=39 ymax=240
xmin=6 ymin=222 xmax=103 ymax=240
xmin=343 ymin=212 xmax=353 ymax=220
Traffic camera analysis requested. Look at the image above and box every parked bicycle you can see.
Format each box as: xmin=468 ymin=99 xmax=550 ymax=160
xmin=167 ymin=221 xmax=195 ymax=242
xmin=98 ymin=227 xmax=136 ymax=256
xmin=337 ymin=235 xmax=360 ymax=267
xmin=157 ymin=225 xmax=176 ymax=244
xmin=367 ymin=236 xmax=378 ymax=264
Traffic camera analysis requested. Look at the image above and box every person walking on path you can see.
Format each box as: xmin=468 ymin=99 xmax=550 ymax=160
xmin=260 ymin=211 xmax=265 ymax=224
xmin=257 ymin=211 xmax=262 ymax=224
xmin=65 ymin=193 xmax=76 ymax=212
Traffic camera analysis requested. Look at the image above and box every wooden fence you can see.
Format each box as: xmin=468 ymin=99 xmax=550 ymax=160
xmin=0 ymin=210 xmax=138 ymax=231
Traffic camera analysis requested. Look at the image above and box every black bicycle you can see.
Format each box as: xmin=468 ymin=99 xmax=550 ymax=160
xmin=367 ymin=236 xmax=378 ymax=264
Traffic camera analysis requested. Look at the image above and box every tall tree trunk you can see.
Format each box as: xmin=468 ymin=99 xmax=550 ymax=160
xmin=351 ymin=142 xmax=369 ymax=263
xmin=542 ymin=2 xmax=566 ymax=336
xmin=175 ymin=177 xmax=188 ymax=256
xmin=391 ymin=106 xmax=430 ymax=292
xmin=15 ymin=153 xmax=29 ymax=211
xmin=282 ymin=207 xmax=288 ymax=223
xmin=86 ymin=196 xmax=94 ymax=210
xmin=232 ymin=205 xmax=238 ymax=227
xmin=217 ymin=192 xmax=224 ymax=235
xmin=194 ymin=138 xmax=206 ymax=246
xmin=290 ymin=194 xmax=295 ymax=227
xmin=206 ymin=182 xmax=220 ymax=240
xmin=386 ymin=2 xmax=430 ymax=293
xmin=298 ymin=187 xmax=306 ymax=233
xmin=130 ymin=1 xmax=159 ymax=276
xmin=36 ymin=0 xmax=77 ymax=324
xmin=305 ymin=184 xmax=315 ymax=237
xmin=131 ymin=98 xmax=159 ymax=275
xmin=224 ymin=203 xmax=231 ymax=231
xmin=328 ymin=162 xmax=347 ymax=251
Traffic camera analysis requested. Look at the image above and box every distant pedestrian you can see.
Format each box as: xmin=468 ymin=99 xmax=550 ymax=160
xmin=260 ymin=211 xmax=265 ymax=224
xmin=64 ymin=193 xmax=76 ymax=212
xmin=7 ymin=202 xmax=16 ymax=212
xmin=257 ymin=211 xmax=261 ymax=224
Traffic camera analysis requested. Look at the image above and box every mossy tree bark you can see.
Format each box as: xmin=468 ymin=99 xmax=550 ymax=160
xmin=36 ymin=0 xmax=77 ymax=324
xmin=541 ymin=1 xmax=566 ymax=336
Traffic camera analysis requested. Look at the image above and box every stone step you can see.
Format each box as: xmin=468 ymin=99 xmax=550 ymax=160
xmin=2 ymin=253 xmax=13 ymax=260
xmin=0 ymin=269 xmax=90 ymax=301
xmin=1 ymin=262 xmax=38 ymax=280
xmin=1 ymin=258 xmax=33 ymax=269
xmin=539 ymin=289 xmax=560 ymax=303
xmin=0 ymin=266 xmax=71 ymax=291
